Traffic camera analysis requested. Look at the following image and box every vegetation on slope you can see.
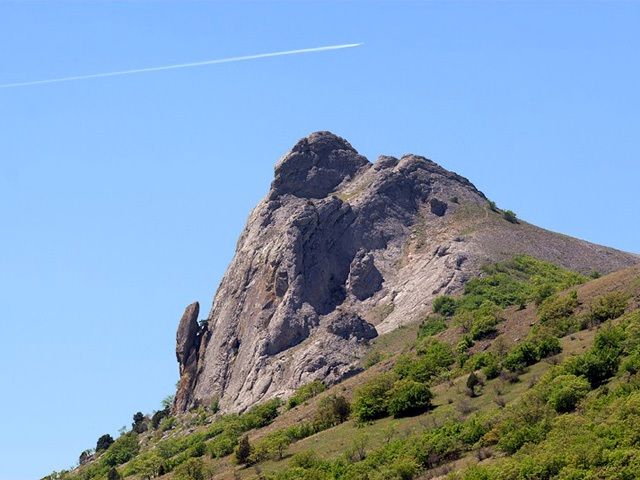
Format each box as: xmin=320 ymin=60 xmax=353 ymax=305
xmin=44 ymin=256 xmax=640 ymax=480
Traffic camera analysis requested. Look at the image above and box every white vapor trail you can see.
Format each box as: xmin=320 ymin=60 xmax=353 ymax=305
xmin=0 ymin=43 xmax=362 ymax=89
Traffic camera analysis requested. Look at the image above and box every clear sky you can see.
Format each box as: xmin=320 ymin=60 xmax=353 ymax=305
xmin=1 ymin=1 xmax=638 ymax=478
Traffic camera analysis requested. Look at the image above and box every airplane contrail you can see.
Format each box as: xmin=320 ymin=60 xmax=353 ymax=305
xmin=0 ymin=43 xmax=362 ymax=89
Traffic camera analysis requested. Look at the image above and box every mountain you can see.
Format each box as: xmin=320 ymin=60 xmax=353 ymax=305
xmin=173 ymin=131 xmax=637 ymax=414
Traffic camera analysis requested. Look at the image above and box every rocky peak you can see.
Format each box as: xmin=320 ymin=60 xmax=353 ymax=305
xmin=174 ymin=132 xmax=638 ymax=413
xmin=270 ymin=131 xmax=369 ymax=199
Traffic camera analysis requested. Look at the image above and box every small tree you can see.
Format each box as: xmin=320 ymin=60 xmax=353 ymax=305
xmin=352 ymin=373 xmax=395 ymax=423
xmin=266 ymin=431 xmax=290 ymax=460
xmin=547 ymin=374 xmax=590 ymax=413
xmin=173 ymin=458 xmax=207 ymax=480
xmin=132 ymin=412 xmax=147 ymax=434
xmin=210 ymin=396 xmax=220 ymax=414
xmin=315 ymin=394 xmax=351 ymax=427
xmin=433 ymin=295 xmax=457 ymax=317
xmin=150 ymin=408 xmax=169 ymax=429
xmin=387 ymin=380 xmax=433 ymax=418
xmin=107 ymin=467 xmax=122 ymax=480
xmin=235 ymin=435 xmax=252 ymax=465
xmin=466 ymin=371 xmax=481 ymax=397
xmin=96 ymin=433 xmax=114 ymax=452
xmin=347 ymin=434 xmax=369 ymax=462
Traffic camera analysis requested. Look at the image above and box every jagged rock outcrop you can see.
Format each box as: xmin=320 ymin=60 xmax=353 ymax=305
xmin=174 ymin=302 xmax=202 ymax=412
xmin=174 ymin=131 xmax=638 ymax=413
xmin=430 ymin=198 xmax=448 ymax=217
xmin=347 ymin=249 xmax=383 ymax=301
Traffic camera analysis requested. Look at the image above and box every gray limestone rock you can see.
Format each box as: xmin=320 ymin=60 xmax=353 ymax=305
xmin=347 ymin=250 xmax=383 ymax=301
xmin=173 ymin=131 xmax=639 ymax=413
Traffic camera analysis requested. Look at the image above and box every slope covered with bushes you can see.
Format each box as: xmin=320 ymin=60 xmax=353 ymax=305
xmin=44 ymin=257 xmax=640 ymax=480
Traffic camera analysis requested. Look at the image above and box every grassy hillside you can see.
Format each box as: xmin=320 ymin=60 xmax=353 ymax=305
xmin=46 ymin=257 xmax=640 ymax=480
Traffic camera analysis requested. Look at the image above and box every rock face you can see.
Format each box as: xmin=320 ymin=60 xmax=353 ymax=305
xmin=174 ymin=131 xmax=639 ymax=413
xmin=174 ymin=302 xmax=202 ymax=412
xmin=347 ymin=250 xmax=383 ymax=301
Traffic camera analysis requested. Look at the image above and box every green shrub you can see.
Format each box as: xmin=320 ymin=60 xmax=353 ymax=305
xmin=389 ymin=456 xmax=419 ymax=480
xmin=456 ymin=334 xmax=474 ymax=356
xmin=563 ymin=325 xmax=625 ymax=387
xmin=460 ymin=465 xmax=493 ymax=480
xmin=466 ymin=372 xmax=481 ymax=397
xmin=159 ymin=415 xmax=176 ymax=432
xmin=173 ymin=458 xmax=208 ymax=480
xmin=547 ymin=374 xmax=590 ymax=413
xmin=411 ymin=421 xmax=473 ymax=468
xmin=460 ymin=255 xmax=585 ymax=311
xmin=251 ymin=431 xmax=291 ymax=462
xmin=503 ymin=210 xmax=518 ymax=223
xmin=622 ymin=350 xmax=640 ymax=375
xmin=314 ymin=394 xmax=350 ymax=427
xmin=482 ymin=354 xmax=502 ymax=379
xmin=433 ymin=295 xmax=458 ymax=317
xmin=210 ymin=397 xmax=220 ymax=414
xmin=208 ymin=431 xmax=237 ymax=458
xmin=188 ymin=440 xmax=206 ymax=458
xmin=588 ymin=292 xmax=629 ymax=325
xmin=289 ymin=451 xmax=320 ymax=469
xmin=234 ymin=435 xmax=251 ymax=465
xmin=287 ymin=381 xmax=326 ymax=409
xmin=121 ymin=451 xmax=164 ymax=477
xmin=565 ymin=350 xmax=619 ymax=388
xmin=470 ymin=306 xmax=500 ymax=340
xmin=281 ymin=422 xmax=317 ymax=441
xmin=416 ymin=337 xmax=455 ymax=367
xmin=387 ymin=380 xmax=433 ymax=417
xmin=494 ymin=401 xmax=553 ymax=454
xmin=503 ymin=342 xmax=539 ymax=372
xmin=352 ymin=373 xmax=395 ymax=422
xmin=533 ymin=332 xmax=562 ymax=358
xmin=538 ymin=291 xmax=582 ymax=335
xmin=363 ymin=350 xmax=384 ymax=368
xmin=150 ymin=408 xmax=169 ymax=430
xmin=453 ymin=302 xmax=501 ymax=340
xmin=503 ymin=333 xmax=561 ymax=372
xmin=466 ymin=351 xmax=489 ymax=370
xmin=396 ymin=339 xmax=454 ymax=383
xmin=240 ymin=398 xmax=281 ymax=429
xmin=418 ymin=314 xmax=447 ymax=338
xmin=101 ymin=433 xmax=139 ymax=467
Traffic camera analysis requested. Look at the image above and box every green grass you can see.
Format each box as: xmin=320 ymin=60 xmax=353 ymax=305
xmin=46 ymin=260 xmax=640 ymax=480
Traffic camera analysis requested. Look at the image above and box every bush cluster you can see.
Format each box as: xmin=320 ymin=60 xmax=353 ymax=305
xmin=502 ymin=331 xmax=561 ymax=372
xmin=587 ymin=291 xmax=629 ymax=325
xmin=454 ymin=308 xmax=640 ymax=480
xmin=353 ymin=339 xmax=446 ymax=423
xmin=417 ymin=314 xmax=447 ymax=338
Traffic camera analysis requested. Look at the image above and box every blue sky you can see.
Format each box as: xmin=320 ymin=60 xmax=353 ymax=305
xmin=1 ymin=1 xmax=638 ymax=478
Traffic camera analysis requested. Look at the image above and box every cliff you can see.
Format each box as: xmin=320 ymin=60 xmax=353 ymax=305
xmin=174 ymin=131 xmax=638 ymax=413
